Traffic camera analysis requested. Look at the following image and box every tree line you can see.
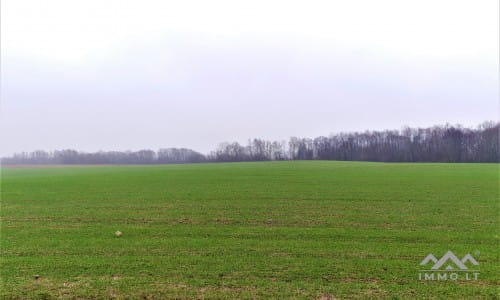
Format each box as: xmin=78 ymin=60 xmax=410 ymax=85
xmin=2 ymin=148 xmax=206 ymax=165
xmin=2 ymin=122 xmax=498 ymax=164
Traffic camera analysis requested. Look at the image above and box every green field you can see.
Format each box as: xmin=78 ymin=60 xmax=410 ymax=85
xmin=1 ymin=161 xmax=499 ymax=299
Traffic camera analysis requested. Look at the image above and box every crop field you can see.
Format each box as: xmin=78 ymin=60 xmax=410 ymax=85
xmin=1 ymin=161 xmax=499 ymax=299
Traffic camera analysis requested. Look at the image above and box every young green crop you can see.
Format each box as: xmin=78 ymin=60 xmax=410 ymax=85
xmin=1 ymin=161 xmax=498 ymax=299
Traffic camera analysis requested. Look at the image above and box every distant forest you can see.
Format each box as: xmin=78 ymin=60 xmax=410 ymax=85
xmin=3 ymin=122 xmax=499 ymax=164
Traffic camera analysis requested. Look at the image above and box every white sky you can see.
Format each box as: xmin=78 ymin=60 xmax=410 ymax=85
xmin=1 ymin=0 xmax=499 ymax=155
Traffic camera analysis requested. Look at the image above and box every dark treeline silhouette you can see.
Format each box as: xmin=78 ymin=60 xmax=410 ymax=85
xmin=2 ymin=122 xmax=499 ymax=164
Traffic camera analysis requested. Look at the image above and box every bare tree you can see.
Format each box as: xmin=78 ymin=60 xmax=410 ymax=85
xmin=2 ymin=122 xmax=498 ymax=164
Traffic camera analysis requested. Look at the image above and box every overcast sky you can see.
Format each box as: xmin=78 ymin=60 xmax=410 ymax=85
xmin=1 ymin=0 xmax=498 ymax=156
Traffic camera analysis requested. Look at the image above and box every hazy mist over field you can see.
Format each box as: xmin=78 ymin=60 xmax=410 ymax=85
xmin=1 ymin=0 xmax=498 ymax=156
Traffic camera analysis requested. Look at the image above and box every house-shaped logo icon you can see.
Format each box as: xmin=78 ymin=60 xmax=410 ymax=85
xmin=420 ymin=251 xmax=478 ymax=270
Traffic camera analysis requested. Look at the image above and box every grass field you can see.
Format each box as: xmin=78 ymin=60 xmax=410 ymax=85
xmin=1 ymin=161 xmax=499 ymax=299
